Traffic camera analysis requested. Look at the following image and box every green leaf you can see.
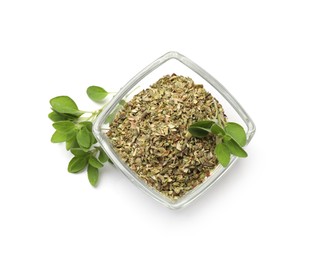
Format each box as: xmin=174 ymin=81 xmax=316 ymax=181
xmin=215 ymin=143 xmax=231 ymax=167
xmin=51 ymin=131 xmax=66 ymax=143
xmin=87 ymin=86 xmax=109 ymax=102
xmin=66 ymin=137 xmax=78 ymax=150
xmin=52 ymin=109 xmax=79 ymax=120
xmin=71 ymin=148 xmax=89 ymax=157
xmin=52 ymin=121 xmax=75 ymax=133
xmin=98 ymin=147 xmax=113 ymax=164
xmin=66 ymin=132 xmax=78 ymax=150
xmin=79 ymin=121 xmax=96 ymax=146
xmin=68 ymin=156 xmax=88 ymax=173
xmin=98 ymin=148 xmax=109 ymax=163
xmin=107 ymin=157 xmax=113 ymax=164
xmin=188 ymin=120 xmax=215 ymax=137
xmin=89 ymin=155 xmax=104 ymax=169
xmin=210 ymin=123 xmax=225 ymax=136
xmin=50 ymin=96 xmax=83 ymax=116
xmin=224 ymin=122 xmax=247 ymax=147
xmin=188 ymin=126 xmax=210 ymax=137
xmin=223 ymin=134 xmax=232 ymax=142
xmin=90 ymin=132 xmax=97 ymax=145
xmin=48 ymin=111 xmax=67 ymax=122
xmin=87 ymin=164 xmax=99 ymax=187
xmin=190 ymin=120 xmax=215 ymax=129
xmin=79 ymin=121 xmax=92 ymax=132
xmin=76 ymin=127 xmax=91 ymax=149
xmin=224 ymin=139 xmax=248 ymax=158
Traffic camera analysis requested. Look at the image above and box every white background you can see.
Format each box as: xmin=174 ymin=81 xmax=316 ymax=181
xmin=1 ymin=0 xmax=323 ymax=259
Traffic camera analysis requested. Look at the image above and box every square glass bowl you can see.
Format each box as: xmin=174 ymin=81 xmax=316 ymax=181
xmin=93 ymin=51 xmax=256 ymax=209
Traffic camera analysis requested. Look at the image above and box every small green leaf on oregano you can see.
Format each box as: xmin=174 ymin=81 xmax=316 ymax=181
xmin=190 ymin=120 xmax=215 ymax=129
xmin=50 ymin=96 xmax=84 ymax=117
xmin=51 ymin=131 xmax=66 ymax=143
xmin=188 ymin=120 xmax=218 ymax=137
xmin=224 ymin=122 xmax=246 ymax=147
xmin=71 ymin=148 xmax=89 ymax=157
xmin=215 ymin=143 xmax=231 ymax=167
xmin=224 ymin=139 xmax=248 ymax=158
xmin=65 ymin=132 xmax=78 ymax=150
xmin=79 ymin=121 xmax=93 ymax=131
xmin=210 ymin=123 xmax=225 ymax=136
xmin=89 ymin=155 xmax=104 ymax=169
xmin=188 ymin=126 xmax=210 ymax=137
xmin=98 ymin=148 xmax=109 ymax=163
xmin=87 ymin=86 xmax=109 ymax=102
xmin=76 ymin=127 xmax=91 ymax=149
xmin=52 ymin=121 xmax=75 ymax=133
xmin=87 ymin=164 xmax=99 ymax=186
xmin=68 ymin=156 xmax=88 ymax=173
xmin=48 ymin=111 xmax=68 ymax=122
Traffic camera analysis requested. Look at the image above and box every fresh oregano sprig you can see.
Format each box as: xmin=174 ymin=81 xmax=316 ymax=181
xmin=49 ymin=86 xmax=113 ymax=187
xmin=188 ymin=120 xmax=248 ymax=167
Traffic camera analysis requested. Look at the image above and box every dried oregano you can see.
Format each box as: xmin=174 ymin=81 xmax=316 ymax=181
xmin=107 ymin=74 xmax=227 ymax=199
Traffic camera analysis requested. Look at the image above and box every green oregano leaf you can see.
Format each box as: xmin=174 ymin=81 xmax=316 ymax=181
xmin=223 ymin=134 xmax=232 ymax=142
xmin=89 ymin=132 xmax=97 ymax=146
xmin=224 ymin=139 xmax=248 ymax=158
xmin=76 ymin=127 xmax=91 ymax=149
xmin=215 ymin=143 xmax=231 ymax=167
xmin=87 ymin=86 xmax=109 ymax=102
xmin=51 ymin=110 xmax=80 ymax=121
xmin=50 ymin=96 xmax=84 ymax=117
xmin=210 ymin=123 xmax=225 ymax=136
xmin=89 ymin=155 xmax=104 ymax=169
xmin=66 ymin=134 xmax=79 ymax=151
xmin=79 ymin=121 xmax=97 ymax=146
xmin=98 ymin=147 xmax=113 ymax=164
xmin=68 ymin=156 xmax=88 ymax=173
xmin=79 ymin=121 xmax=93 ymax=131
xmin=188 ymin=126 xmax=210 ymax=137
xmin=98 ymin=148 xmax=109 ymax=163
xmin=52 ymin=121 xmax=75 ymax=133
xmin=51 ymin=131 xmax=66 ymax=143
xmin=190 ymin=120 xmax=215 ymax=129
xmin=65 ymin=130 xmax=78 ymax=149
xmin=71 ymin=148 xmax=89 ymax=157
xmin=48 ymin=111 xmax=68 ymax=122
xmin=87 ymin=164 xmax=99 ymax=187
xmin=224 ymin=122 xmax=247 ymax=147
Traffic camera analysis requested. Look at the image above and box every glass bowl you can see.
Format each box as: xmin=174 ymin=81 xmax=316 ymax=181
xmin=93 ymin=51 xmax=256 ymax=209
